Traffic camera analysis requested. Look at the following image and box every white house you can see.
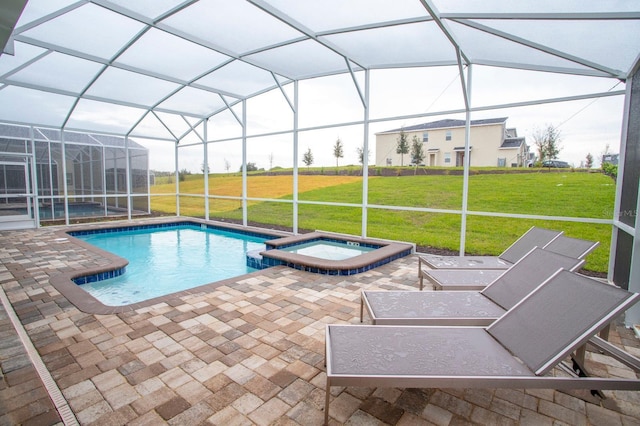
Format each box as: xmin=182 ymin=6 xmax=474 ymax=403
xmin=375 ymin=118 xmax=531 ymax=167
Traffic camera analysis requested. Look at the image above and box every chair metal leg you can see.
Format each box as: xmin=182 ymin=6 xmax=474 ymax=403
xmin=570 ymin=347 xmax=606 ymax=399
xmin=324 ymin=381 xmax=330 ymax=425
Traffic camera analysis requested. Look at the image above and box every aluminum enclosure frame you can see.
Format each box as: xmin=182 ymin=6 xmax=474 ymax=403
xmin=0 ymin=1 xmax=639 ymax=323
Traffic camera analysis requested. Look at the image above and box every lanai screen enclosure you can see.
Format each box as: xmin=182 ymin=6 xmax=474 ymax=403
xmin=0 ymin=1 xmax=639 ymax=323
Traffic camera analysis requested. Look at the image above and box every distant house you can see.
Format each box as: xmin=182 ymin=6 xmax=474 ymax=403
xmin=602 ymin=154 xmax=619 ymax=165
xmin=375 ymin=117 xmax=530 ymax=167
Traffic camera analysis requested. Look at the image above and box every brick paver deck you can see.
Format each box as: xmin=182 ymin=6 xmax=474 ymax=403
xmin=1 ymin=220 xmax=639 ymax=425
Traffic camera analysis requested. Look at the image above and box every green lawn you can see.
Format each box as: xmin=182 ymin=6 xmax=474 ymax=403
xmin=151 ymin=170 xmax=615 ymax=273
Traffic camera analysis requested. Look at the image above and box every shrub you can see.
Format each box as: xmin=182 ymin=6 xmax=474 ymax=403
xmin=602 ymin=163 xmax=618 ymax=180
xmin=241 ymin=162 xmax=258 ymax=172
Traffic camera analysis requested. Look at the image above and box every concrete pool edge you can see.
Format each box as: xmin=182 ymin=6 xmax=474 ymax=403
xmin=49 ymin=263 xmax=294 ymax=315
xmin=48 ymin=217 xmax=291 ymax=315
xmin=260 ymin=231 xmax=415 ymax=275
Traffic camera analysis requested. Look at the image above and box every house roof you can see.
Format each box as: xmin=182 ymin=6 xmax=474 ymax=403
xmin=378 ymin=118 xmax=508 ymax=135
xmin=500 ymin=137 xmax=526 ymax=149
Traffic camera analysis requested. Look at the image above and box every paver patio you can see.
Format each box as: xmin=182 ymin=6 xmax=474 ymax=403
xmin=1 ymin=220 xmax=639 ymax=425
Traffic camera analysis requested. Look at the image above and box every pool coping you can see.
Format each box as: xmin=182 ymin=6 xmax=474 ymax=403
xmin=49 ymin=217 xmax=291 ymax=315
xmin=260 ymin=231 xmax=414 ymax=275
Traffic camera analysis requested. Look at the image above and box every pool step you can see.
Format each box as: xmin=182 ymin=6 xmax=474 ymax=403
xmin=246 ymin=249 xmax=267 ymax=270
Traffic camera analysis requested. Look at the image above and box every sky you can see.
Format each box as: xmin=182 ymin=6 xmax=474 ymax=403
xmin=135 ymin=65 xmax=626 ymax=174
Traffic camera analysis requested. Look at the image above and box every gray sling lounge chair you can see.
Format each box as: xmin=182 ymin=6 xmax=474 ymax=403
xmin=419 ymin=234 xmax=599 ymax=290
xmin=363 ymin=247 xmax=584 ymax=325
xmin=325 ymin=270 xmax=640 ymax=425
xmin=544 ymin=234 xmax=600 ymax=260
xmin=418 ymin=226 xmax=562 ymax=270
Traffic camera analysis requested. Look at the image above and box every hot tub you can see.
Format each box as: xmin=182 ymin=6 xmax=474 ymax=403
xmin=249 ymin=232 xmax=414 ymax=275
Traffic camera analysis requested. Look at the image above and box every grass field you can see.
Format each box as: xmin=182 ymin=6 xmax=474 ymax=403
xmin=151 ymin=170 xmax=615 ymax=273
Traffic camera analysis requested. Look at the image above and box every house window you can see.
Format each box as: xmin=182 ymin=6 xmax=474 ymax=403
xmin=386 ymin=158 xmax=392 ymax=166
xmin=444 ymin=152 xmax=451 ymax=164
xmin=422 ymin=132 xmax=428 ymax=142
xmin=445 ymin=130 xmax=452 ymax=141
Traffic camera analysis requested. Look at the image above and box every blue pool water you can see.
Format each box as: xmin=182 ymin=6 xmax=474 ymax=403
xmin=74 ymin=225 xmax=267 ymax=306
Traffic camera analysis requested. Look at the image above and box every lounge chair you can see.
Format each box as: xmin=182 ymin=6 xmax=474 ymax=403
xmin=363 ymin=247 xmax=584 ymax=325
xmin=544 ymin=234 xmax=600 ymax=260
xmin=418 ymin=226 xmax=562 ymax=270
xmin=419 ymin=234 xmax=598 ymax=290
xmin=325 ymin=270 xmax=640 ymax=425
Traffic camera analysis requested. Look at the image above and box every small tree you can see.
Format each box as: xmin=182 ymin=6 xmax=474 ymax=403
xmin=533 ymin=124 xmax=562 ymax=163
xmin=600 ymin=143 xmax=612 ymax=166
xmin=396 ymin=129 xmax=410 ymax=166
xmin=302 ymin=148 xmax=314 ymax=169
xmin=224 ymin=158 xmax=231 ymax=174
xmin=356 ymin=145 xmax=370 ymax=168
xmin=333 ymin=138 xmax=344 ymax=168
xmin=410 ymin=135 xmax=426 ymax=174
xmin=268 ymin=152 xmax=274 ymax=171
xmin=585 ymin=153 xmax=594 ymax=169
xmin=178 ymin=168 xmax=190 ymax=182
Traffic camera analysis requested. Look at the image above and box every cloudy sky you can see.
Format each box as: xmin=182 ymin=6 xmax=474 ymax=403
xmin=136 ymin=64 xmax=626 ymax=173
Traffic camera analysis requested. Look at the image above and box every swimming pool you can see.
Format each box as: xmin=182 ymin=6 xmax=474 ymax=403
xmin=72 ymin=224 xmax=268 ymax=306
xmin=51 ymin=221 xmax=413 ymax=313
xmin=39 ymin=201 xmax=128 ymax=219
